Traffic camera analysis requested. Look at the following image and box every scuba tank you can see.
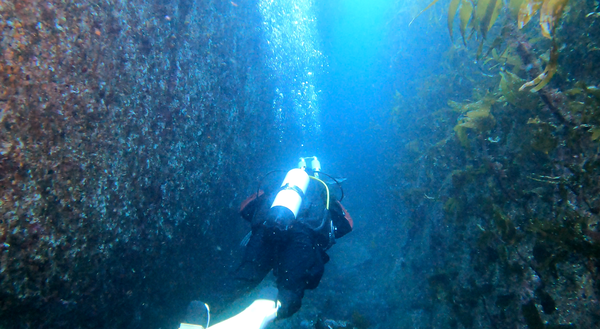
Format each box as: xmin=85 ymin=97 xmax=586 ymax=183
xmin=268 ymin=168 xmax=310 ymax=229
xmin=264 ymin=156 xmax=339 ymax=245
xmin=266 ymin=157 xmax=321 ymax=229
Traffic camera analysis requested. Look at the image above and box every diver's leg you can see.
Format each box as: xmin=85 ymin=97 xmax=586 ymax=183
xmin=209 ymin=226 xmax=274 ymax=313
xmin=275 ymin=227 xmax=326 ymax=318
xmin=234 ymin=226 xmax=275 ymax=284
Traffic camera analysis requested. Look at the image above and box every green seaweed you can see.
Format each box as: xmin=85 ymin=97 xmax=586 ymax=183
xmin=499 ymin=70 xmax=539 ymax=110
xmin=452 ymin=97 xmax=496 ymax=148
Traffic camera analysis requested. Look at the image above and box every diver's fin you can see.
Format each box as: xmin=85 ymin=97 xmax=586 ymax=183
xmin=180 ymin=324 xmax=205 ymax=329
xmin=182 ymin=301 xmax=210 ymax=328
xmin=207 ymin=299 xmax=279 ymax=329
xmin=256 ymin=286 xmax=277 ymax=301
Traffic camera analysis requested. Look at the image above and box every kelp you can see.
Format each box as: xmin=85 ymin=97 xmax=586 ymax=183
xmin=508 ymin=0 xmax=525 ymax=16
xmin=393 ymin=2 xmax=600 ymax=327
xmin=483 ymin=33 xmax=523 ymax=71
xmin=411 ymin=0 xmax=570 ymax=89
xmin=540 ymin=0 xmax=570 ymax=38
xmin=518 ymin=0 xmax=570 ymax=38
xmin=516 ymin=1 xmax=569 ymax=93
xmin=482 ymin=29 xmax=508 ymax=62
xmin=412 ymin=0 xmax=515 ymax=43
xmin=474 ymin=0 xmax=503 ymax=39
xmin=499 ymin=70 xmax=539 ymax=110
xmin=591 ymin=127 xmax=600 ymax=141
xmin=458 ymin=0 xmax=474 ymax=44
xmin=519 ymin=41 xmax=559 ymax=92
xmin=448 ymin=0 xmax=460 ymax=41
xmin=451 ymin=97 xmax=496 ymax=148
xmin=412 ymin=0 xmax=570 ymax=40
xmin=409 ymin=0 xmax=443 ymax=26
xmin=518 ymin=0 xmax=544 ymax=28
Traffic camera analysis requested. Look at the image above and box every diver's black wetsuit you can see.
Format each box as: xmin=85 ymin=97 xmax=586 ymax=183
xmin=232 ymin=180 xmax=353 ymax=318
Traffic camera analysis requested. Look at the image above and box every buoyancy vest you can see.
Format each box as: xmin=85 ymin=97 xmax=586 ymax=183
xmin=239 ymin=182 xmax=353 ymax=248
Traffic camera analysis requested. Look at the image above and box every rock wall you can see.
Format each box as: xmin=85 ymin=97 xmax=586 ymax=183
xmin=0 ymin=0 xmax=280 ymax=327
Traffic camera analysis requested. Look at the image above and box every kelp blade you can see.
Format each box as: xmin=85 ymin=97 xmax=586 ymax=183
xmin=500 ymin=70 xmax=539 ymax=110
xmin=520 ymin=42 xmax=559 ymax=92
xmin=518 ymin=0 xmax=544 ymax=28
xmin=453 ymin=98 xmax=495 ymax=148
xmin=591 ymin=127 xmax=600 ymax=141
xmin=409 ymin=0 xmax=443 ymax=26
xmin=540 ymin=0 xmax=570 ymax=38
xmin=474 ymin=0 xmax=502 ymax=39
xmin=508 ymin=0 xmax=525 ymax=16
xmin=448 ymin=0 xmax=461 ymax=41
xmin=487 ymin=0 xmax=504 ymax=33
xmin=459 ymin=0 xmax=474 ymax=44
xmin=474 ymin=0 xmax=492 ymax=35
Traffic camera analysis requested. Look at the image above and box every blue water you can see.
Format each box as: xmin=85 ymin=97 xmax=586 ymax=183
xmin=256 ymin=1 xmax=455 ymax=327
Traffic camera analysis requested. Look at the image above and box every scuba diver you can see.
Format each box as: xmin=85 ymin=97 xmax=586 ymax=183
xmin=181 ymin=157 xmax=353 ymax=329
